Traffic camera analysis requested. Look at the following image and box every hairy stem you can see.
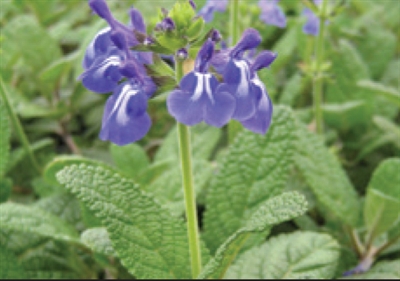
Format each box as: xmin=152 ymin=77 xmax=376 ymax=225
xmin=313 ymin=0 xmax=328 ymax=134
xmin=0 ymin=77 xmax=42 ymax=174
xmin=175 ymin=57 xmax=202 ymax=278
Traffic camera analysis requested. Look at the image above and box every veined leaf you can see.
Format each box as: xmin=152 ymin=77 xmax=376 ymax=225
xmin=81 ymin=227 xmax=115 ymax=257
xmin=203 ymin=106 xmax=296 ymax=253
xmin=294 ymin=127 xmax=360 ymax=226
xmin=364 ymin=158 xmax=400 ymax=239
xmin=0 ymin=98 xmax=11 ymax=177
xmin=56 ymin=163 xmax=194 ymax=279
xmin=226 ymin=232 xmax=340 ymax=279
xmin=0 ymin=202 xmax=80 ymax=243
xmin=0 ymin=248 xmax=26 ymax=279
xmin=199 ymin=192 xmax=308 ymax=279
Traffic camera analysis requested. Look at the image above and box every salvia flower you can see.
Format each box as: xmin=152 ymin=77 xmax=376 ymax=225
xmin=167 ymin=39 xmax=235 ymax=127
xmin=80 ymin=0 xmax=156 ymax=145
xmin=198 ymin=0 xmax=229 ymax=22
xmin=258 ymin=0 xmax=286 ymax=28
xmin=302 ymin=0 xmax=327 ymax=36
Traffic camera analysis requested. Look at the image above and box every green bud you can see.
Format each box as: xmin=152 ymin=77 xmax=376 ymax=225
xmin=187 ymin=17 xmax=204 ymax=41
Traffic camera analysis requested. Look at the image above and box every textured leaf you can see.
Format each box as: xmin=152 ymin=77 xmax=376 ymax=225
xmin=294 ymin=127 xmax=360 ymax=226
xmin=0 ymin=202 xmax=80 ymax=243
xmin=364 ymin=158 xmax=400 ymax=238
xmin=199 ymin=192 xmax=308 ymax=279
xmin=0 ymin=98 xmax=11 ymax=177
xmin=56 ymin=163 xmax=193 ymax=279
xmin=35 ymin=193 xmax=84 ymax=231
xmin=203 ymin=106 xmax=296 ymax=253
xmin=110 ymin=143 xmax=150 ymax=179
xmin=0 ymin=248 xmax=26 ymax=279
xmin=344 ymin=260 xmax=400 ymax=279
xmin=81 ymin=227 xmax=115 ymax=257
xmin=154 ymin=123 xmax=221 ymax=162
xmin=0 ymin=229 xmax=85 ymax=279
xmin=226 ymin=232 xmax=340 ymax=279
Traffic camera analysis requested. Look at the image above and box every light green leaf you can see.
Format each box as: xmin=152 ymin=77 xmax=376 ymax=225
xmin=110 ymin=143 xmax=150 ymax=179
xmin=154 ymin=123 xmax=221 ymax=162
xmin=357 ymin=80 xmax=400 ymax=108
xmin=203 ymin=106 xmax=296 ymax=253
xmin=226 ymin=232 xmax=340 ymax=279
xmin=0 ymin=248 xmax=26 ymax=279
xmin=323 ymin=101 xmax=369 ymax=130
xmin=373 ymin=116 xmax=400 ymax=148
xmin=271 ymin=26 xmax=298 ymax=73
xmin=81 ymin=227 xmax=115 ymax=256
xmin=364 ymin=158 xmax=400 ymax=238
xmin=56 ymin=163 xmax=193 ymax=279
xmin=0 ymin=202 xmax=80 ymax=243
xmin=35 ymin=193 xmax=84 ymax=231
xmin=39 ymin=52 xmax=79 ymax=83
xmin=199 ymin=192 xmax=308 ymax=279
xmin=294 ymin=127 xmax=360 ymax=226
xmin=0 ymin=98 xmax=11 ymax=177
xmin=344 ymin=260 xmax=400 ymax=279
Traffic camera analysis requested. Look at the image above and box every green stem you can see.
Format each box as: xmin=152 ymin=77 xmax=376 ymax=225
xmin=313 ymin=0 xmax=328 ymax=135
xmin=228 ymin=0 xmax=241 ymax=143
xmin=175 ymin=57 xmax=202 ymax=278
xmin=0 ymin=77 xmax=42 ymax=174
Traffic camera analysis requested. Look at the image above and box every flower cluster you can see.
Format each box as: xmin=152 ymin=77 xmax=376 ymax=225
xmin=81 ymin=0 xmax=276 ymax=146
xmin=168 ymin=28 xmax=276 ymax=134
xmin=80 ymin=0 xmax=155 ymax=145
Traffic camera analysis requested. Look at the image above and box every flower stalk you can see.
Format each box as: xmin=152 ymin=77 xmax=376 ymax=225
xmin=313 ymin=0 xmax=328 ymax=135
xmin=0 ymin=77 xmax=42 ymax=174
xmin=175 ymin=57 xmax=202 ymax=278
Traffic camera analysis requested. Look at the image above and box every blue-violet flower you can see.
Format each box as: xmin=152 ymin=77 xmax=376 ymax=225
xmin=258 ymin=0 xmax=286 ymax=28
xmin=198 ymin=0 xmax=229 ymax=22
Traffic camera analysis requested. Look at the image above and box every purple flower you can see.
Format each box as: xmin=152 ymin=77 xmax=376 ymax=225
xmin=167 ymin=39 xmax=235 ymax=127
xmin=302 ymin=0 xmax=326 ymax=36
xmin=258 ymin=0 xmax=286 ymax=28
xmin=216 ymin=29 xmax=276 ymax=134
xmin=198 ymin=0 xmax=229 ymax=22
xmin=80 ymin=0 xmax=156 ymax=145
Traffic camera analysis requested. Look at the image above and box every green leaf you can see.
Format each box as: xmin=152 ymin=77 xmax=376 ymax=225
xmin=0 ymin=248 xmax=26 ymax=279
xmin=154 ymin=123 xmax=221 ymax=162
xmin=0 ymin=202 xmax=80 ymax=243
xmin=373 ymin=116 xmax=400 ymax=148
xmin=0 ymin=98 xmax=11 ymax=177
xmin=364 ymin=158 xmax=400 ymax=239
xmin=39 ymin=52 xmax=78 ymax=83
xmin=110 ymin=143 xmax=150 ymax=179
xmin=226 ymin=232 xmax=340 ymax=279
xmin=344 ymin=260 xmax=400 ymax=279
xmin=0 ymin=178 xmax=12 ymax=203
xmin=35 ymin=193 xmax=84 ymax=231
xmin=56 ymin=163 xmax=193 ymax=279
xmin=81 ymin=227 xmax=115 ymax=257
xmin=323 ymin=101 xmax=369 ymax=130
xmin=199 ymin=192 xmax=308 ymax=279
xmin=1 ymin=15 xmax=61 ymax=72
xmin=357 ymin=80 xmax=400 ymax=108
xmin=294 ymin=127 xmax=360 ymax=226
xmin=203 ymin=106 xmax=296 ymax=253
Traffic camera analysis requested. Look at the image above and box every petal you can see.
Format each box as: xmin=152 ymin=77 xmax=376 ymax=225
xmin=195 ymin=39 xmax=215 ymax=73
xmin=80 ymin=55 xmax=122 ymax=93
xmin=129 ymin=8 xmax=146 ymax=33
xmin=302 ymin=8 xmax=319 ymax=36
xmin=210 ymin=48 xmax=232 ymax=74
xmin=89 ymin=0 xmax=113 ymax=20
xmin=241 ymin=80 xmax=273 ymax=134
xmin=179 ymin=72 xmax=200 ymax=93
xmin=204 ymin=86 xmax=235 ymax=127
xmin=167 ymin=89 xmax=205 ymax=126
xmin=259 ymin=3 xmax=286 ymax=28
xmin=250 ymin=51 xmax=277 ymax=73
xmin=99 ymin=83 xmax=150 ymax=145
xmin=230 ymin=28 xmax=261 ymax=59
xmin=83 ymin=27 xmax=112 ymax=69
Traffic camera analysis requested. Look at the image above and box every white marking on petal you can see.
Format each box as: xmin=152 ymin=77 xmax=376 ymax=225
xmin=87 ymin=27 xmax=111 ymax=60
xmin=191 ymin=72 xmax=212 ymax=101
xmin=96 ymin=56 xmax=121 ymax=76
xmin=252 ymin=76 xmax=266 ymax=94
xmin=234 ymin=60 xmax=251 ymax=97
xmin=109 ymin=84 xmax=139 ymax=126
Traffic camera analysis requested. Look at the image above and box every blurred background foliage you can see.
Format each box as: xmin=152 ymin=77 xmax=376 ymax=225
xmin=0 ymin=0 xmax=399 ymax=279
